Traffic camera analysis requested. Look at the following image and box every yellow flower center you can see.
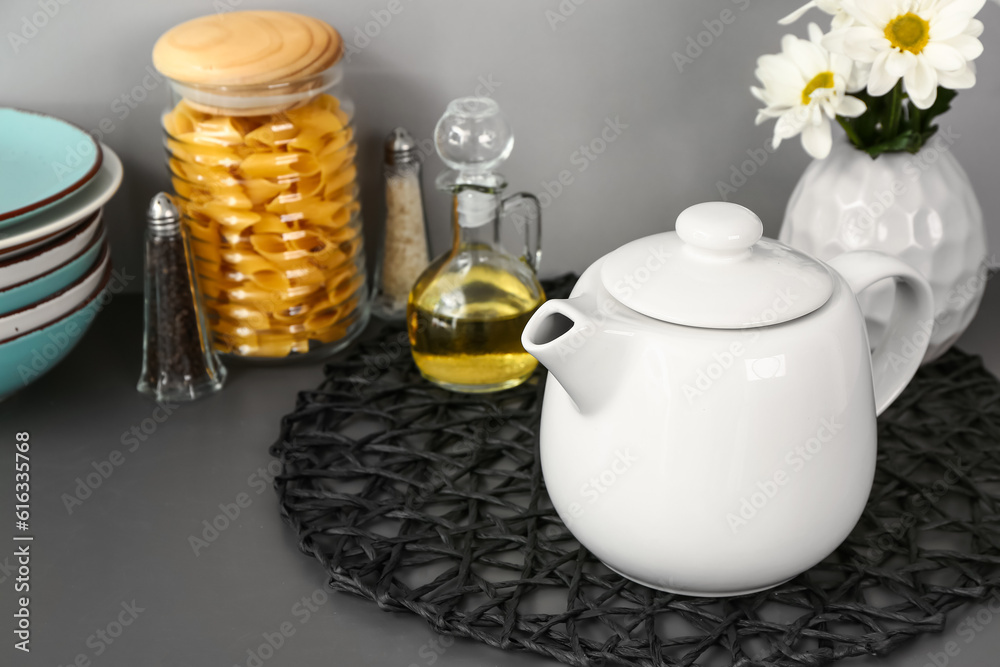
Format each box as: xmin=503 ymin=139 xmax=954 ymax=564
xmin=884 ymin=12 xmax=930 ymax=54
xmin=801 ymin=71 xmax=835 ymax=105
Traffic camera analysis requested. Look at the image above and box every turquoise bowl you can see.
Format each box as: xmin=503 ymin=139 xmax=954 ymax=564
xmin=0 ymin=263 xmax=110 ymax=399
xmin=0 ymin=108 xmax=102 ymax=226
xmin=0 ymin=228 xmax=105 ymax=316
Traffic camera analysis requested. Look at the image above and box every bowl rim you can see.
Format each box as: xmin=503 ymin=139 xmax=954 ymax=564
xmin=0 ymin=222 xmax=105 ymax=294
xmin=0 ymin=259 xmax=112 ymax=346
xmin=0 ymin=243 xmax=109 ymax=322
xmin=0 ymin=144 xmax=121 ymax=256
xmin=0 ymin=108 xmax=104 ymax=223
xmin=0 ymin=208 xmax=102 ymax=270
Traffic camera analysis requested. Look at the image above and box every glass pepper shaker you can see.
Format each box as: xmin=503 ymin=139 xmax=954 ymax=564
xmin=137 ymin=192 xmax=226 ymax=402
xmin=372 ymin=127 xmax=431 ymax=321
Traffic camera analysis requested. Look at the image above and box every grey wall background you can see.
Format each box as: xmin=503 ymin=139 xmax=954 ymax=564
xmin=2 ymin=0 xmax=998 ymax=288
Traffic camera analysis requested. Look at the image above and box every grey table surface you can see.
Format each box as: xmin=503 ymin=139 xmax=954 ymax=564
xmin=2 ymin=279 xmax=999 ymax=667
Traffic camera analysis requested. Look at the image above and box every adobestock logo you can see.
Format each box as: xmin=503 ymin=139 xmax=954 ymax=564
xmin=885 ymin=256 xmax=993 ymax=372
xmin=188 ymin=459 xmax=283 ymax=556
xmin=535 ymin=116 xmax=628 ymax=210
xmin=726 ymin=414 xmax=844 ymax=534
xmin=682 ymin=288 xmax=798 ymax=402
xmin=610 ymin=245 xmax=669 ymax=300
xmin=554 ymin=295 xmax=622 ymax=361
xmin=671 ymin=0 xmax=752 ymax=73
xmin=716 ymin=141 xmax=779 ymax=201
xmin=545 ymin=0 xmax=589 ymax=31
xmin=563 ymin=448 xmax=637 ymax=528
xmin=7 ymin=0 xmax=72 ymax=54
xmin=919 ymin=589 xmax=1000 ymax=667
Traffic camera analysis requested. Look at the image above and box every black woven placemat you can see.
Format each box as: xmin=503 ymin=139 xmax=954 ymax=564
xmin=271 ymin=275 xmax=1000 ymax=667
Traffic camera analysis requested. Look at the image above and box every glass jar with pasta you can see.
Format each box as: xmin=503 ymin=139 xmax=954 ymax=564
xmin=152 ymin=10 xmax=368 ymax=359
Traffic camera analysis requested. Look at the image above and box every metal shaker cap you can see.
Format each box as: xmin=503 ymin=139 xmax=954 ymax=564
xmin=147 ymin=192 xmax=181 ymax=231
xmin=384 ymin=127 xmax=422 ymax=165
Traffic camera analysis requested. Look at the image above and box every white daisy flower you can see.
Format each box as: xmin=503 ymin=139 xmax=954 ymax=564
xmin=825 ymin=0 xmax=986 ymax=109
xmin=779 ymin=0 xmax=855 ymax=29
xmin=752 ymin=24 xmax=867 ymax=159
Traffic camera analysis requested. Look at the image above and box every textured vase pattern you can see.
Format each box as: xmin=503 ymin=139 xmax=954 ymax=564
xmin=780 ymin=141 xmax=987 ymax=364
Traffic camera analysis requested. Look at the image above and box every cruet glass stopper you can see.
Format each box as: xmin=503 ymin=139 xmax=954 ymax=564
xmin=434 ymin=97 xmax=513 ymax=187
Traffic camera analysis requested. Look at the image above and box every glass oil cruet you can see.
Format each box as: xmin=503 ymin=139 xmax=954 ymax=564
xmin=407 ymin=97 xmax=544 ymax=393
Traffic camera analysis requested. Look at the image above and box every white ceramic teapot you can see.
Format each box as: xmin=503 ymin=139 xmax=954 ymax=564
xmin=521 ymin=202 xmax=933 ymax=597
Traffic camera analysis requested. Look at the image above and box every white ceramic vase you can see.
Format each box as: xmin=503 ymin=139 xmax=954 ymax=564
xmin=780 ymin=141 xmax=988 ymax=363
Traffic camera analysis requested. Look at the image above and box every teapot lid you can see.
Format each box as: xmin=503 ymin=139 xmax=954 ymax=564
xmin=599 ymin=202 xmax=834 ymax=329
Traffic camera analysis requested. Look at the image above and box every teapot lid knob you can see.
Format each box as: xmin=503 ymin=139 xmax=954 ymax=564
xmin=676 ymin=202 xmax=762 ymax=257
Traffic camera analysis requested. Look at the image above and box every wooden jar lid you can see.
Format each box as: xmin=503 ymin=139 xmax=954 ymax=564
xmin=153 ymin=11 xmax=343 ymax=86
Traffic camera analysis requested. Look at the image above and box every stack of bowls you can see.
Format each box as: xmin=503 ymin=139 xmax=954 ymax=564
xmin=0 ymin=108 xmax=123 ymax=399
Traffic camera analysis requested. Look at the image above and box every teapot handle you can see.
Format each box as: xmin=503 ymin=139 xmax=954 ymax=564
xmin=828 ymin=251 xmax=934 ymax=416
xmin=501 ymin=192 xmax=542 ymax=272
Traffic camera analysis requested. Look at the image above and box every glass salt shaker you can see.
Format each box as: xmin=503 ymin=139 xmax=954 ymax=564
xmin=137 ymin=193 xmax=226 ymax=402
xmin=372 ymin=127 xmax=431 ymax=320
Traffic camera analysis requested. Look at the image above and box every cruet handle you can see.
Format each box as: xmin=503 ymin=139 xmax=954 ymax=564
xmin=500 ymin=192 xmax=542 ymax=273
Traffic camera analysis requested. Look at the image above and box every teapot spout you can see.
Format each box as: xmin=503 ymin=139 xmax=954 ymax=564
xmin=522 ymin=296 xmax=614 ymax=414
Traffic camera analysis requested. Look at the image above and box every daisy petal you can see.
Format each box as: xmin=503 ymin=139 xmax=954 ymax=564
xmin=756 ymin=105 xmax=788 ymax=120
xmin=780 ymin=34 xmax=800 ymax=55
xmin=786 ymin=37 xmax=829 ymax=76
xmin=922 ymin=43 xmax=966 ymax=72
xmin=841 ymin=0 xmax=892 ymax=28
xmin=831 ymin=12 xmax=855 ymax=30
xmin=867 ymin=50 xmax=899 ymax=96
xmin=757 ymin=54 xmax=804 ymax=82
xmin=775 ymin=112 xmax=807 ymax=140
xmin=933 ymin=0 xmax=987 ymax=23
xmin=807 ymin=22 xmax=824 ymax=44
xmin=931 ymin=14 xmax=974 ymax=40
xmin=837 ymin=95 xmax=867 ymax=117
xmin=822 ymin=28 xmax=850 ymax=53
xmin=965 ymin=19 xmax=984 ymax=38
xmin=809 ymin=104 xmax=823 ymax=125
xmin=757 ymin=55 xmax=807 ymax=92
xmin=848 ymin=62 xmax=871 ymax=92
xmin=801 ymin=121 xmax=832 ymax=159
xmin=942 ymin=34 xmax=983 ymax=61
xmin=779 ymin=1 xmax=818 ymax=25
xmin=904 ymin=59 xmax=939 ymax=109
xmin=831 ymin=27 xmax=886 ymax=62
xmin=886 ymin=49 xmax=916 ymax=77
xmin=938 ymin=64 xmax=976 ymax=89
xmin=830 ymin=53 xmax=854 ymax=80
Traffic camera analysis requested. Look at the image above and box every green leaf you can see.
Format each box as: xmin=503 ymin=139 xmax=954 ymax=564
xmin=836 ymin=116 xmax=865 ymax=150
xmin=836 ymin=87 xmax=959 ymax=157
xmin=863 ymin=129 xmax=922 ymax=158
xmin=850 ymin=90 xmax=880 ymax=146
xmin=919 ymin=87 xmax=958 ymax=133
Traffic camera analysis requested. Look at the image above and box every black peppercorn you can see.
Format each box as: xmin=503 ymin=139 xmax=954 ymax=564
xmin=137 ymin=193 xmax=226 ymax=401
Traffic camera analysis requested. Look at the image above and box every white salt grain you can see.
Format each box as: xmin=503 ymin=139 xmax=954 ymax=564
xmin=381 ymin=172 xmax=429 ymax=309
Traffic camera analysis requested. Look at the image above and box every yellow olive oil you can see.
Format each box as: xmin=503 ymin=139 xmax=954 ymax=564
xmin=408 ymin=262 xmax=544 ymax=392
